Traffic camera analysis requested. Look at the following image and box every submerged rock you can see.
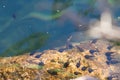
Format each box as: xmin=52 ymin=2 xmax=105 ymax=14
xmin=0 ymin=39 xmax=120 ymax=80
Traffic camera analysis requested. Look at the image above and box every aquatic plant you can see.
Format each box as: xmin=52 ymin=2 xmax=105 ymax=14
xmin=23 ymin=11 xmax=64 ymax=21
xmin=1 ymin=32 xmax=49 ymax=57
xmin=109 ymin=40 xmax=120 ymax=46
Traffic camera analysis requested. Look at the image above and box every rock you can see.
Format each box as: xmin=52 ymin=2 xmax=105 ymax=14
xmin=0 ymin=39 xmax=120 ymax=80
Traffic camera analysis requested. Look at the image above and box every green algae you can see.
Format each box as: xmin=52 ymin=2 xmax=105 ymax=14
xmin=0 ymin=63 xmax=39 ymax=80
xmin=24 ymin=11 xmax=64 ymax=20
xmin=113 ymin=41 xmax=120 ymax=46
xmin=1 ymin=32 xmax=49 ymax=57
xmin=26 ymin=64 xmax=44 ymax=69
xmin=109 ymin=40 xmax=120 ymax=46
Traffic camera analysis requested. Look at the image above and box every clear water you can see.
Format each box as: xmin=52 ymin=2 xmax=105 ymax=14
xmin=0 ymin=0 xmax=120 ymax=56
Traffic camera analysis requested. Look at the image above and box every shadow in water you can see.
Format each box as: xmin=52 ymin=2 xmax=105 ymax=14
xmin=0 ymin=32 xmax=49 ymax=57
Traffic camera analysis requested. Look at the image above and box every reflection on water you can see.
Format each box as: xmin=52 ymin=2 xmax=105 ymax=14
xmin=0 ymin=0 xmax=120 ymax=56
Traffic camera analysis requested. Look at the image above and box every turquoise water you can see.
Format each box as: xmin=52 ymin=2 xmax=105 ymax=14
xmin=0 ymin=0 xmax=120 ymax=56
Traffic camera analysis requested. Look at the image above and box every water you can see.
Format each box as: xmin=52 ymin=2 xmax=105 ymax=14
xmin=0 ymin=0 xmax=120 ymax=56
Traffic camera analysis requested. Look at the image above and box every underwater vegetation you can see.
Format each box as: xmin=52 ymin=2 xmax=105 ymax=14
xmin=109 ymin=40 xmax=120 ymax=46
xmin=24 ymin=11 xmax=63 ymax=21
xmin=0 ymin=32 xmax=49 ymax=57
xmin=1 ymin=0 xmax=120 ymax=57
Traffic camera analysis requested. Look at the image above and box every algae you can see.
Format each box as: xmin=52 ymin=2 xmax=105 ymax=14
xmin=26 ymin=64 xmax=44 ymax=69
xmin=109 ymin=40 xmax=120 ymax=46
xmin=0 ymin=63 xmax=39 ymax=80
xmin=1 ymin=32 xmax=49 ymax=57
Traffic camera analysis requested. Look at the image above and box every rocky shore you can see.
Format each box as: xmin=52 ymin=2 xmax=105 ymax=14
xmin=0 ymin=39 xmax=120 ymax=80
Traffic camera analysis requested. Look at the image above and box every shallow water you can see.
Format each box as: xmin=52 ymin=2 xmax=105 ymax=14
xmin=0 ymin=0 xmax=120 ymax=56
